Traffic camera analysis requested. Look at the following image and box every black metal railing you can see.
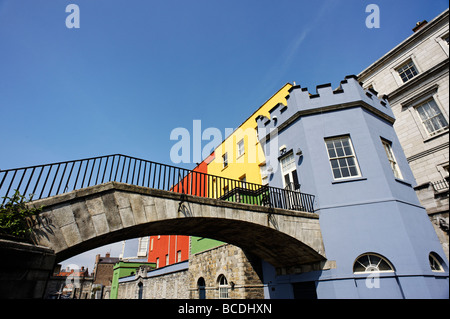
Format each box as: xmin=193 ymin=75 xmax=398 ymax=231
xmin=0 ymin=154 xmax=315 ymax=212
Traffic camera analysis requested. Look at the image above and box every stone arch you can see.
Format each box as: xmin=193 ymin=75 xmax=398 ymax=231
xmin=29 ymin=182 xmax=326 ymax=268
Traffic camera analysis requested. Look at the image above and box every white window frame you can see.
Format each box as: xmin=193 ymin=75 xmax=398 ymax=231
xmin=429 ymin=253 xmax=445 ymax=272
xmin=437 ymin=162 xmax=449 ymax=180
xmin=325 ymin=136 xmax=361 ymax=180
xmin=218 ymin=275 xmax=229 ymax=299
xmin=390 ymin=56 xmax=421 ymax=86
xmin=237 ymin=139 xmax=245 ymax=158
xmin=435 ymin=31 xmax=449 ymax=57
xmin=381 ymin=138 xmax=403 ymax=180
xmin=415 ymin=98 xmax=449 ymax=137
xmin=280 ymin=152 xmax=300 ymax=190
xmin=353 ymin=253 xmax=395 ymax=274
xmin=137 ymin=236 xmax=149 ymax=257
xmin=396 ymin=59 xmax=419 ymax=83
xmin=222 ymin=152 xmax=228 ymax=168
xmin=401 ymin=84 xmax=449 ymax=140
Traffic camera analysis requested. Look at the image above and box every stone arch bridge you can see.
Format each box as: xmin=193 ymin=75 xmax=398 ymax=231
xmin=29 ymin=182 xmax=325 ymax=268
xmin=1 ymin=154 xmax=326 ymax=268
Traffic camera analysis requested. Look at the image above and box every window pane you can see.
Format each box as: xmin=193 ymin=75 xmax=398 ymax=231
xmin=370 ymin=255 xmax=381 ymax=266
xmin=333 ymin=168 xmax=341 ymax=179
xmin=326 ymin=140 xmax=335 ymax=149
xmin=353 ymin=254 xmax=394 ymax=273
xmin=347 ymin=157 xmax=355 ymax=166
xmin=417 ymin=99 xmax=448 ymax=134
xmin=417 ymin=105 xmax=427 ymax=120
xmin=331 ymin=159 xmax=339 ymax=169
xmin=378 ymin=260 xmax=392 ymax=271
xmin=341 ymin=167 xmax=350 ymax=177
xmin=284 ymin=174 xmax=290 ymax=186
xmin=354 ymin=263 xmax=366 ymax=273
xmin=359 ymin=255 xmax=370 ymax=268
xmin=343 ymin=146 xmax=352 ymax=156
xmin=292 ymin=170 xmax=300 ymax=189
xmin=325 ymin=136 xmax=360 ymax=179
xmin=397 ymin=61 xmax=418 ymax=83
xmin=328 ymin=148 xmax=337 ymax=158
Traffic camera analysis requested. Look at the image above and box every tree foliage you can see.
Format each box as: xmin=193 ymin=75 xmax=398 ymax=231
xmin=0 ymin=190 xmax=43 ymax=239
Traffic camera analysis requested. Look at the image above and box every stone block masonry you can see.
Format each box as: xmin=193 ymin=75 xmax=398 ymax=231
xmin=117 ymin=244 xmax=265 ymax=299
xmin=188 ymin=244 xmax=265 ymax=299
xmin=0 ymin=238 xmax=56 ymax=299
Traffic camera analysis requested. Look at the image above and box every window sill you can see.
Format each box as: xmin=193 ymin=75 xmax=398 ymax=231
xmin=331 ymin=177 xmax=367 ymax=184
xmin=423 ymin=128 xmax=449 ymax=143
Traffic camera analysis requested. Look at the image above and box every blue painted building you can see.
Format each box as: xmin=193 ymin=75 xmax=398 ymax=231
xmin=256 ymin=75 xmax=449 ymax=299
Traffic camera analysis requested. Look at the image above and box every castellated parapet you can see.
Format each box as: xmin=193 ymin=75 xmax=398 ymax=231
xmin=256 ymin=75 xmax=395 ymax=137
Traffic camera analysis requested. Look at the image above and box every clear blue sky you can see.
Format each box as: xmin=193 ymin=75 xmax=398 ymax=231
xmin=1 ymin=0 xmax=448 ymax=171
xmin=1 ymin=0 xmax=448 ymax=270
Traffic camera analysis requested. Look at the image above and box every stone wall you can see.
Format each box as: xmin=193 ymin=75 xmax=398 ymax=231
xmin=188 ymin=244 xmax=264 ymax=299
xmin=118 ymin=262 xmax=190 ymax=299
xmin=116 ymin=244 xmax=265 ymax=299
xmin=0 ymin=239 xmax=56 ymax=299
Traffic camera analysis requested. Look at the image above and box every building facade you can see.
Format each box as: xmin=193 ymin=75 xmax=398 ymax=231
xmin=207 ymin=83 xmax=293 ymax=185
xmin=147 ymin=235 xmax=190 ymax=268
xmin=256 ymin=75 xmax=449 ymax=298
xmin=188 ymin=244 xmax=264 ymax=299
xmin=110 ymin=261 xmax=155 ymax=299
xmin=358 ymin=9 xmax=449 ymax=259
xmin=117 ymin=261 xmax=190 ymax=299
xmin=117 ymin=244 xmax=265 ymax=299
xmin=92 ymin=253 xmax=120 ymax=298
xmin=45 ymin=265 xmax=93 ymax=299
xmin=146 ymin=84 xmax=294 ymax=276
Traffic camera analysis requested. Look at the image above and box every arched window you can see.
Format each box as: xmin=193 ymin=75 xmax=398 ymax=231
xmin=218 ymin=275 xmax=229 ymax=299
xmin=197 ymin=277 xmax=206 ymax=299
xmin=137 ymin=282 xmax=144 ymax=299
xmin=429 ymin=252 xmax=445 ymax=272
xmin=353 ymin=253 xmax=394 ymax=274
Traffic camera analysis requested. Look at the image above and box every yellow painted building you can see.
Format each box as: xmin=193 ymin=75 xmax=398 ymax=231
xmin=207 ymin=83 xmax=293 ymax=185
xmin=190 ymin=83 xmax=293 ymax=253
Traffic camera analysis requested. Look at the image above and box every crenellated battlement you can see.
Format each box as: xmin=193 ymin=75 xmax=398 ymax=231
xmin=256 ymin=75 xmax=394 ymax=136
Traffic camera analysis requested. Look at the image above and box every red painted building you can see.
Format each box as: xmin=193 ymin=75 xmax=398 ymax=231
xmin=171 ymin=154 xmax=211 ymax=197
xmin=147 ymin=235 xmax=190 ymax=267
xmin=147 ymin=157 xmax=212 ymax=267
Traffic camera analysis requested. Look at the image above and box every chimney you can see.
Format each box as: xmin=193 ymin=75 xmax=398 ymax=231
xmin=106 ymin=252 xmax=110 ymax=258
xmin=412 ymin=20 xmax=427 ymax=32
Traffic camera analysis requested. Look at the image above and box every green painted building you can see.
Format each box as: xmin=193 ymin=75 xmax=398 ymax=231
xmin=110 ymin=261 xmax=155 ymax=299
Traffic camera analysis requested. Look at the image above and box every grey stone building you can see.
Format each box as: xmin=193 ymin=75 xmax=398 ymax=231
xmin=358 ymin=8 xmax=449 ymax=259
